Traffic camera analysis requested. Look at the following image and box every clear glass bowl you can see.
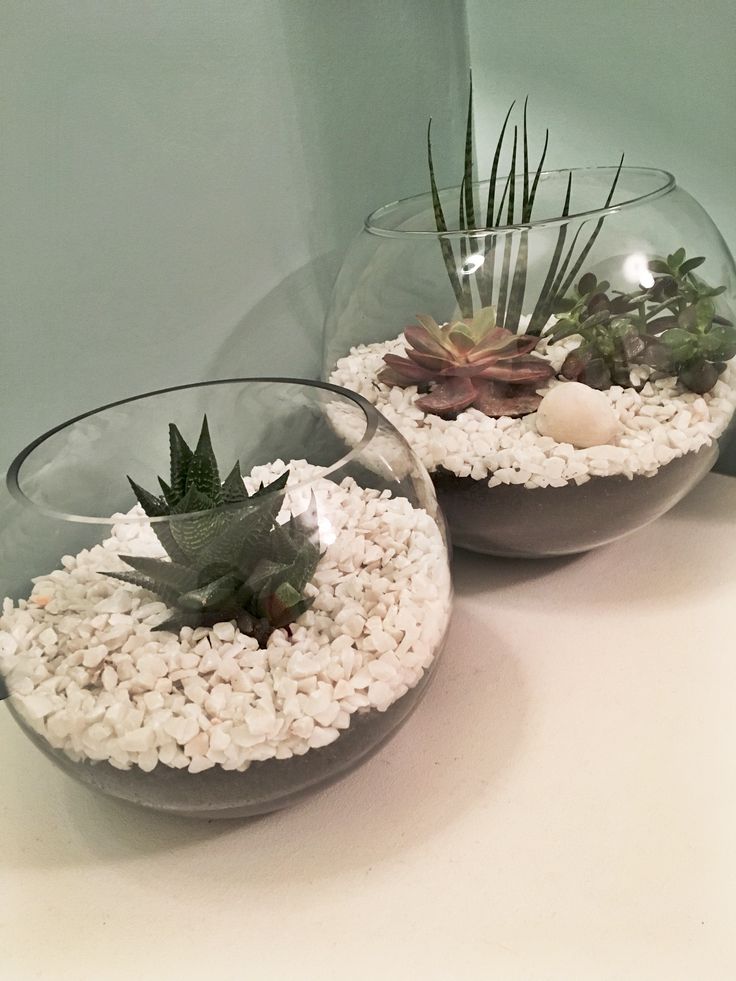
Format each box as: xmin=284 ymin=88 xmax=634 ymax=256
xmin=0 ymin=379 xmax=451 ymax=817
xmin=324 ymin=167 xmax=736 ymax=555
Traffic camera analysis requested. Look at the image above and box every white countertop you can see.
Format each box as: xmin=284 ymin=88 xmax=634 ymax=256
xmin=2 ymin=473 xmax=735 ymax=981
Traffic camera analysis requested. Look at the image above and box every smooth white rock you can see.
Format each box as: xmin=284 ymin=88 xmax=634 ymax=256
xmin=535 ymin=382 xmax=622 ymax=449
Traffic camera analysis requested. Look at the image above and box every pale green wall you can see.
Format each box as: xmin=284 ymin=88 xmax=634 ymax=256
xmin=0 ymin=0 xmax=468 ymax=472
xmin=466 ymin=0 xmax=736 ymax=472
xmin=467 ymin=0 xmax=736 ymax=250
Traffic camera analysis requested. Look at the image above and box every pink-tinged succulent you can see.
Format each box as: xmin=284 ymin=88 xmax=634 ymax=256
xmin=378 ymin=307 xmax=554 ymax=418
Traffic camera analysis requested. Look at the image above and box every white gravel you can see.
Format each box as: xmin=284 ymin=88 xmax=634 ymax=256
xmin=329 ymin=331 xmax=736 ymax=489
xmin=0 ymin=460 xmax=451 ymax=773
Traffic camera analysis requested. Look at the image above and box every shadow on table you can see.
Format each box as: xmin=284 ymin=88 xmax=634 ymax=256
xmin=6 ymin=610 xmax=528 ymax=879
xmin=451 ymin=549 xmax=582 ymax=596
xmin=454 ymin=470 xmax=735 ymax=612
xmin=662 ymin=470 xmax=734 ymax=526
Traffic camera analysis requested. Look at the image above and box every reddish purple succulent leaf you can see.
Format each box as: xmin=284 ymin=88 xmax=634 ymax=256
xmin=415 ymin=377 xmax=476 ymax=417
xmin=381 ymin=353 xmax=435 ymax=383
xmin=404 ymin=324 xmax=454 ymax=358
xmin=482 ymin=334 xmax=541 ymax=360
xmin=463 ymin=326 xmax=522 ymax=360
xmin=472 ymin=381 xmax=543 ymax=417
xmin=404 ymin=349 xmax=454 ymax=372
xmin=446 ymin=326 xmax=478 ymax=354
xmin=477 ymin=356 xmax=554 ymax=383
xmin=377 ymin=365 xmax=415 ymax=387
xmin=381 ymin=311 xmax=551 ymax=418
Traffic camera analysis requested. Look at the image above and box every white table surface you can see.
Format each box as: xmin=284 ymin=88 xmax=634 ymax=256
xmin=2 ymin=473 xmax=735 ymax=981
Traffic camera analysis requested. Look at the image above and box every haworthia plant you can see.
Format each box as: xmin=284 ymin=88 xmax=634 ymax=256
xmin=106 ymin=417 xmax=321 ymax=646
xmin=427 ymin=77 xmax=623 ymax=333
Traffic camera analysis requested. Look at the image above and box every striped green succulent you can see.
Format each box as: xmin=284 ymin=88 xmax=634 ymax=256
xmin=106 ymin=418 xmax=321 ymax=646
xmin=427 ymin=76 xmax=623 ymax=335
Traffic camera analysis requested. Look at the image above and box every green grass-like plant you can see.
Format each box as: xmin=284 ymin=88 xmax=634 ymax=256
xmin=106 ymin=418 xmax=321 ymax=646
xmin=427 ymin=77 xmax=623 ymax=334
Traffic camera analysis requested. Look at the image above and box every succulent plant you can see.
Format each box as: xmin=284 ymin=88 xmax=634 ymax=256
xmin=547 ymin=272 xmax=646 ymax=388
xmin=378 ymin=306 xmax=553 ymax=418
xmin=427 ymin=76 xmax=623 ymax=332
xmin=106 ymin=417 xmax=321 ymax=646
xmin=549 ymin=254 xmax=735 ymax=394
xmin=637 ymin=249 xmax=736 ymax=393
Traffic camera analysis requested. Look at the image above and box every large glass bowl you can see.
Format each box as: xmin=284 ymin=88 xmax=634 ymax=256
xmin=324 ymin=167 xmax=736 ymax=555
xmin=0 ymin=379 xmax=452 ymax=817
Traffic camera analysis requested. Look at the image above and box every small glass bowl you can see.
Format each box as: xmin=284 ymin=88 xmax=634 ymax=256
xmin=0 ymin=379 xmax=451 ymax=817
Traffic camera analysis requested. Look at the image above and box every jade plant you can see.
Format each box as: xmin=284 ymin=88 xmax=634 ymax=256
xmin=378 ymin=306 xmax=553 ymax=418
xmin=427 ymin=76 xmax=623 ymax=332
xmin=106 ymin=418 xmax=321 ymax=646
xmin=548 ymin=252 xmax=736 ymax=393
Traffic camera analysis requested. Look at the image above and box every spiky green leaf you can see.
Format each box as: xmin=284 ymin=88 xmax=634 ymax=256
xmin=221 ymin=461 xmax=248 ymax=503
xmin=186 ymin=416 xmax=222 ymax=503
xmin=103 ymin=569 xmax=180 ymax=608
xmin=178 ymin=573 xmax=243 ymax=612
xmin=127 ymin=477 xmax=167 ymax=518
xmin=119 ymin=555 xmax=199 ymax=593
xmin=168 ymin=424 xmax=194 ymax=501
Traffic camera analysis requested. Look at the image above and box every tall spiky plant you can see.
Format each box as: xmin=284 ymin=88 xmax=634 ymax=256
xmin=426 ymin=77 xmax=623 ymax=335
xmin=106 ymin=417 xmax=321 ymax=646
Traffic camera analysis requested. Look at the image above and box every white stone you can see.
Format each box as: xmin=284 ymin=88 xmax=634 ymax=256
xmin=309 ymin=726 xmax=340 ymax=749
xmin=212 ymin=622 xmax=235 ymax=643
xmin=82 ymin=646 xmax=108 ymax=669
xmin=536 ymin=382 xmax=621 ymax=449
xmin=120 ymin=727 xmax=156 ymax=753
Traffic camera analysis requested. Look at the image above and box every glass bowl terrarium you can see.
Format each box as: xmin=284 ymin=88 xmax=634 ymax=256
xmin=324 ymin=95 xmax=736 ymax=556
xmin=0 ymin=379 xmax=451 ymax=818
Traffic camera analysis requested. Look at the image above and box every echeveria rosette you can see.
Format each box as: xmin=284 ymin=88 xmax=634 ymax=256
xmin=106 ymin=417 xmax=321 ymax=647
xmin=378 ymin=307 xmax=554 ymax=419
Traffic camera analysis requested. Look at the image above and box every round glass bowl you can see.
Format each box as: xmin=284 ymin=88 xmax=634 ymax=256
xmin=0 ymin=379 xmax=451 ymax=817
xmin=324 ymin=167 xmax=736 ymax=555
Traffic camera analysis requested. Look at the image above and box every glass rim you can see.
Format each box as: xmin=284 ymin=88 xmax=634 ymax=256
xmin=6 ymin=377 xmax=380 ymax=525
xmin=364 ymin=165 xmax=677 ymax=237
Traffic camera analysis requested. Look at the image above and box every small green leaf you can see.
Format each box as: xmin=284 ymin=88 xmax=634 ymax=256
xmin=427 ymin=117 xmax=465 ymax=313
xmin=680 ymin=256 xmax=705 ymax=275
xmin=704 ymin=323 xmax=736 ymax=361
xmin=415 ymin=314 xmax=448 ymax=347
xmin=120 ymin=555 xmax=199 ymax=593
xmin=578 ymin=272 xmax=597 ymax=296
xmin=463 ymin=71 xmax=475 ymax=231
xmin=484 ymin=101 xmax=514 ymax=229
xmin=187 ymin=416 xmax=222 ymax=503
xmin=548 ymin=319 xmax=582 ymax=341
xmin=661 ymin=327 xmax=699 ymax=360
xmin=552 ymin=297 xmax=576 ymax=314
xmin=250 ymin=469 xmax=289 ymax=499
xmin=221 ymin=461 xmax=248 ymax=503
xmin=127 ymin=477 xmax=167 ymax=518
xmin=103 ymin=569 xmax=180 ymax=608
xmin=168 ymin=424 xmax=194 ymax=500
xmin=648 ymin=259 xmax=671 ymax=275
xmin=671 ymin=246 xmax=686 ymax=268
xmin=158 ymin=477 xmax=177 ymax=507
xmin=178 ymin=574 xmax=242 ymax=612
xmin=679 ymin=358 xmax=720 ymax=394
